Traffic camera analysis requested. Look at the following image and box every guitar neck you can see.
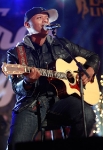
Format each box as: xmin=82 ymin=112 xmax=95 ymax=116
xmin=28 ymin=67 xmax=67 ymax=80
xmin=1 ymin=62 xmax=67 ymax=79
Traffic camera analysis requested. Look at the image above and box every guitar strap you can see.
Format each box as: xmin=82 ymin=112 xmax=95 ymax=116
xmin=16 ymin=46 xmax=42 ymax=128
xmin=16 ymin=45 xmax=28 ymax=66
xmin=16 ymin=45 xmax=38 ymax=112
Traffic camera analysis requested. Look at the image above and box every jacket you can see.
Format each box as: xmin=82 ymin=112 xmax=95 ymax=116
xmin=7 ymin=35 xmax=100 ymax=112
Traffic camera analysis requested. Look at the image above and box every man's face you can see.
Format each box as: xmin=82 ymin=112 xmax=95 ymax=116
xmin=26 ymin=12 xmax=50 ymax=35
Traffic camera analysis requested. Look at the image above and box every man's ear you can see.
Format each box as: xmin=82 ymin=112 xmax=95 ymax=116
xmin=24 ymin=22 xmax=30 ymax=28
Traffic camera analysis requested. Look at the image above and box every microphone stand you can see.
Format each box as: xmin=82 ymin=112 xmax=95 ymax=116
xmin=52 ymin=29 xmax=90 ymax=137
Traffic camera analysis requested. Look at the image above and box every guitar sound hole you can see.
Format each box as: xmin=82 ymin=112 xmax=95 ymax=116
xmin=66 ymin=71 xmax=75 ymax=83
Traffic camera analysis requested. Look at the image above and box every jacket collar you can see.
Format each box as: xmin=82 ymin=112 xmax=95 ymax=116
xmin=16 ymin=34 xmax=55 ymax=49
xmin=16 ymin=34 xmax=62 ymax=49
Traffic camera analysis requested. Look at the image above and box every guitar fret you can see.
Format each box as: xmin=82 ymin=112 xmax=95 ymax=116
xmin=39 ymin=68 xmax=67 ymax=79
xmin=48 ymin=70 xmax=54 ymax=77
xmin=56 ymin=72 xmax=67 ymax=79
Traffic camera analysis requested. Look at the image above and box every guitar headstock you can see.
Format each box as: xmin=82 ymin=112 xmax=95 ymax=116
xmin=1 ymin=62 xmax=28 ymax=76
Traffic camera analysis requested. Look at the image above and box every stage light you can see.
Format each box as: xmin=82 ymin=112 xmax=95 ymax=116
xmin=93 ymin=88 xmax=103 ymax=136
xmin=101 ymin=75 xmax=103 ymax=78
xmin=100 ymin=80 xmax=103 ymax=83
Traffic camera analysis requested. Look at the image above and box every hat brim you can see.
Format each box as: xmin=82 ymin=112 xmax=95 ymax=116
xmin=43 ymin=9 xmax=58 ymax=23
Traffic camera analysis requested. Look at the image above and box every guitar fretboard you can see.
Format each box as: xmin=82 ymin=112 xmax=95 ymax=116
xmin=38 ymin=68 xmax=67 ymax=79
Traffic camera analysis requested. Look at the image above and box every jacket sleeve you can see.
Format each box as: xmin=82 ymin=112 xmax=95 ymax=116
xmin=63 ymin=38 xmax=100 ymax=74
xmin=7 ymin=47 xmax=35 ymax=97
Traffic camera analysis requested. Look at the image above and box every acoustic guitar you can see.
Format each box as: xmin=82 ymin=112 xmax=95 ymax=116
xmin=1 ymin=57 xmax=100 ymax=105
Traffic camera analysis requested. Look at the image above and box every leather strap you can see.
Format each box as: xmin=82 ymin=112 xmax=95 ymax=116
xmin=16 ymin=45 xmax=28 ymax=65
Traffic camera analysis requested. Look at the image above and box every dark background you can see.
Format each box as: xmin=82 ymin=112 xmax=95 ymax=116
xmin=0 ymin=0 xmax=103 ymax=149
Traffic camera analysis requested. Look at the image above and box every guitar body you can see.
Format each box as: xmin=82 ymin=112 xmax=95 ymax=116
xmin=49 ymin=78 xmax=68 ymax=99
xmin=49 ymin=57 xmax=100 ymax=105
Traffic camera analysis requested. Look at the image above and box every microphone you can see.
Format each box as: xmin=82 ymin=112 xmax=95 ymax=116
xmin=43 ymin=24 xmax=61 ymax=30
